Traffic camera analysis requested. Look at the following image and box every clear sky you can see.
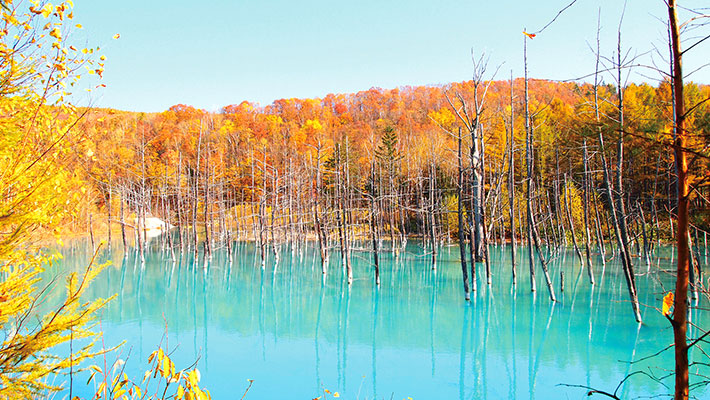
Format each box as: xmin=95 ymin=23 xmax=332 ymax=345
xmin=69 ymin=0 xmax=710 ymax=112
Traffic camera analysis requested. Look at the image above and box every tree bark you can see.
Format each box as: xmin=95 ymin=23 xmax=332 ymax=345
xmin=668 ymin=2 xmax=689 ymax=397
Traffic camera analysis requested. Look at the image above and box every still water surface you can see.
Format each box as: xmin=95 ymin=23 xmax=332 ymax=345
xmin=45 ymin=240 xmax=707 ymax=399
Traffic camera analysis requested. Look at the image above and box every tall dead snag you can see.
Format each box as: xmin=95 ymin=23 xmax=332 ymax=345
xmin=106 ymin=182 xmax=112 ymax=252
xmin=592 ymin=16 xmax=641 ymax=322
xmin=369 ymin=157 xmax=381 ymax=286
xmin=668 ymin=1 xmax=689 ymax=398
xmin=445 ymin=52 xmax=498 ymax=292
xmin=429 ymin=157 xmax=438 ymax=270
xmin=508 ymin=73 xmax=517 ymax=285
xmin=457 ymin=127 xmax=470 ymax=300
xmin=524 ymin=35 xmax=537 ymax=294
xmin=613 ymin=18 xmax=635 ymax=286
xmin=563 ymin=172 xmax=584 ymax=265
xmin=523 ymin=32 xmax=555 ymax=301
xmin=119 ymin=184 xmax=128 ymax=251
xmin=193 ymin=123 xmax=203 ymax=261
xmin=331 ymin=143 xmax=352 ymax=284
xmin=258 ymin=146 xmax=269 ymax=269
xmin=582 ymin=141 xmax=595 ymax=285
xmin=203 ymin=127 xmax=212 ymax=259
xmin=313 ymin=141 xmax=328 ymax=274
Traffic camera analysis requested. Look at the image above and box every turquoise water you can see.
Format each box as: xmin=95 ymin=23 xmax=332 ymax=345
xmin=45 ymin=240 xmax=707 ymax=399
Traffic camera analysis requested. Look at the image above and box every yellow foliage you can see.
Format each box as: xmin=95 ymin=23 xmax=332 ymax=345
xmin=93 ymin=346 xmax=212 ymax=400
xmin=428 ymin=108 xmax=456 ymax=131
xmin=304 ymin=118 xmax=323 ymax=133
xmin=0 ymin=1 xmax=109 ymax=398
xmin=662 ymin=291 xmax=674 ymax=316
xmin=0 ymin=248 xmax=111 ymax=399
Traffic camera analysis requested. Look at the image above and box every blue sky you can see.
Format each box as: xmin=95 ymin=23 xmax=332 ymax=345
xmin=70 ymin=0 xmax=710 ymax=112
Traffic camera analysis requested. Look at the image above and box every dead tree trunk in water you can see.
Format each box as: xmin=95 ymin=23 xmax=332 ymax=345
xmin=203 ymin=136 xmax=212 ymax=259
xmin=592 ymin=18 xmax=641 ymax=322
xmin=370 ymin=159 xmax=380 ymax=286
xmin=106 ymin=183 xmax=112 ymax=252
xmin=120 ymin=185 xmax=127 ymax=251
xmin=429 ymin=158 xmax=438 ymax=270
xmin=614 ymin=27 xmax=635 ymax=285
xmin=508 ymin=73 xmax=517 ymax=285
xmin=524 ymin=36 xmax=536 ymax=294
xmin=582 ymin=141 xmax=595 ymax=285
xmin=523 ymin=34 xmax=555 ymax=301
xmin=314 ymin=143 xmax=328 ymax=274
xmin=479 ymin=128 xmax=491 ymax=286
xmin=457 ymin=127 xmax=470 ymax=300
xmin=193 ymin=125 xmax=203 ymax=260
xmin=177 ymin=151 xmax=184 ymax=251
xmin=563 ymin=173 xmax=584 ymax=265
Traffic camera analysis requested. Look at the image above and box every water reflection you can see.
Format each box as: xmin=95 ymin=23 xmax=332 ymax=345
xmin=46 ymin=240 xmax=705 ymax=400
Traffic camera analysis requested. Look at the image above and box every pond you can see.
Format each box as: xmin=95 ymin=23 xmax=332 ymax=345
xmin=44 ymin=239 xmax=707 ymax=399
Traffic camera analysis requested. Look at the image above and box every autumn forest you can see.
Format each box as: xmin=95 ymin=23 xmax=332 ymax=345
xmin=1 ymin=0 xmax=710 ymax=399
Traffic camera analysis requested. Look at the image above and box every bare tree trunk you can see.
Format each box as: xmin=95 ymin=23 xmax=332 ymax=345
xmin=593 ymin=22 xmax=641 ymax=322
xmin=120 ymin=185 xmax=127 ymax=251
xmin=523 ymin=37 xmax=555 ymax=301
xmin=270 ymin=169 xmax=280 ymax=267
xmin=508 ymin=74 xmax=517 ymax=284
xmin=370 ymin=159 xmax=380 ymax=286
xmin=429 ymin=159 xmax=438 ymax=270
xmin=457 ymin=128 xmax=470 ymax=300
xmin=203 ymin=138 xmax=212 ymax=259
xmin=471 ymin=127 xmax=485 ymax=262
xmin=480 ymin=129 xmax=491 ymax=285
xmin=555 ymin=150 xmax=567 ymax=247
xmin=524 ymin=36 xmax=536 ymax=294
xmin=615 ymin=19 xmax=635 ymax=287
xmin=193 ymin=124 xmax=203 ymax=260
xmin=564 ymin=173 xmax=584 ymax=265
xmin=177 ymin=151 xmax=184 ymax=251
xmin=314 ymin=144 xmax=328 ymax=273
xmin=583 ymin=141 xmax=595 ymax=285
xmin=107 ymin=183 xmax=112 ymax=252
xmin=259 ymin=146 xmax=268 ymax=269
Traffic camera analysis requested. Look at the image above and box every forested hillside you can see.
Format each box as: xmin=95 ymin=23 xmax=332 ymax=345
xmin=74 ymin=79 xmax=710 ymax=262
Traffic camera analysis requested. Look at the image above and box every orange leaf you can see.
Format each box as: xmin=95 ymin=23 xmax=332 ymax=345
xmin=113 ymin=33 xmax=121 ymax=39
xmin=662 ymin=292 xmax=674 ymax=316
xmin=523 ymin=31 xmax=536 ymax=39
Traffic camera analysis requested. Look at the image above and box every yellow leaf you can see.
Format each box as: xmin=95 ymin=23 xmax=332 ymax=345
xmin=75 ymin=23 xmax=82 ymax=29
xmin=113 ymin=33 xmax=120 ymax=39
xmin=333 ymin=393 xmax=340 ymax=398
xmin=41 ymin=4 xmax=53 ymax=18
xmin=662 ymin=292 xmax=674 ymax=316
xmin=49 ymin=27 xmax=61 ymax=40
